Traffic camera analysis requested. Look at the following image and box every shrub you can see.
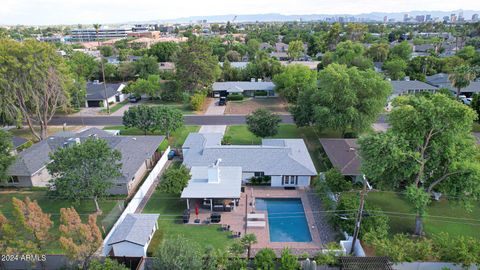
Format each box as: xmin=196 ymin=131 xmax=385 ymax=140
xmin=315 ymin=243 xmax=342 ymax=266
xmin=254 ymin=90 xmax=268 ymax=97
xmin=249 ymin=176 xmax=272 ymax=185
xmin=279 ymin=248 xmax=299 ymax=270
xmin=254 ymin=248 xmax=276 ymax=270
xmin=153 ymin=236 xmax=202 ymax=270
xmin=221 ymin=135 xmax=232 ymax=145
xmin=158 ymin=165 xmax=191 ymax=194
xmin=227 ymin=94 xmax=244 ymax=101
xmin=325 ymin=168 xmax=352 ymax=193
xmin=190 ymin=92 xmax=206 ymax=111
xmin=365 ymin=233 xmax=435 ymax=262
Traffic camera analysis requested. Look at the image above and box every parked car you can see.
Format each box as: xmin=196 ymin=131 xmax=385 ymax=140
xmin=218 ymin=97 xmax=227 ymax=106
xmin=459 ymin=95 xmax=472 ymax=105
xmin=129 ymin=95 xmax=141 ymax=103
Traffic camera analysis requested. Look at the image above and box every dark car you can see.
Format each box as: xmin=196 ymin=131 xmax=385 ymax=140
xmin=218 ymin=97 xmax=227 ymax=106
xmin=129 ymin=95 xmax=141 ymax=103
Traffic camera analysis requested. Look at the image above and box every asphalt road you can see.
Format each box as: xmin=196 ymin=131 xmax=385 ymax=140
xmin=50 ymin=114 xmax=296 ymax=126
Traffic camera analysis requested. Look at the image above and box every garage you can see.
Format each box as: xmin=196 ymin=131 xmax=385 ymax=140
xmin=87 ymin=100 xmax=102 ymax=107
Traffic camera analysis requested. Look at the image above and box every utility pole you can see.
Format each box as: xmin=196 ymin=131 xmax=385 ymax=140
xmin=94 ymin=23 xmax=110 ymax=114
xmin=350 ymin=175 xmax=367 ymax=255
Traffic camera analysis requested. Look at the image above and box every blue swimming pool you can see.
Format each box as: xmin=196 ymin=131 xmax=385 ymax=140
xmin=255 ymin=198 xmax=312 ymax=242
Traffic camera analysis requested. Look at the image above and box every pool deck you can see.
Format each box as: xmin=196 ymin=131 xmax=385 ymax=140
xmin=186 ymin=186 xmax=328 ymax=257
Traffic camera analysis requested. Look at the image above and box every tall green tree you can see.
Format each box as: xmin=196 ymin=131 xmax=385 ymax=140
xmin=176 ymin=38 xmax=221 ymax=92
xmin=382 ymin=58 xmax=407 ymax=80
xmin=126 ymin=75 xmax=162 ymax=98
xmin=158 ymin=165 xmax=190 ymax=194
xmin=304 ymin=63 xmax=391 ymax=136
xmin=367 ymin=43 xmax=390 ymax=62
xmin=246 ymin=109 xmax=281 ymax=138
xmin=0 ymin=38 xmax=70 ymax=140
xmin=389 ymin=41 xmax=412 ymax=61
xmin=448 ymin=65 xmax=477 ymax=98
xmin=0 ymin=130 xmax=15 ymax=182
xmin=359 ymin=94 xmax=480 ymax=235
xmin=67 ymin=51 xmax=99 ymax=80
xmin=123 ymin=105 xmax=158 ymax=135
xmin=47 ymin=138 xmax=122 ymax=213
xmin=148 ymin=42 xmax=179 ymax=62
xmin=325 ymin=41 xmax=373 ymax=70
xmin=287 ymin=40 xmax=304 ymax=60
xmin=135 ymin=55 xmax=159 ymax=79
xmin=154 ymin=106 xmax=184 ymax=138
xmin=273 ymin=64 xmax=318 ymax=103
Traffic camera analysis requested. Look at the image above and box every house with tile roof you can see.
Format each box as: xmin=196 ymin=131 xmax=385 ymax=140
xmin=181 ymin=132 xmax=317 ymax=210
xmin=320 ymin=138 xmax=362 ymax=182
xmin=85 ymin=81 xmax=126 ymax=108
xmin=6 ymin=128 xmax=165 ymax=195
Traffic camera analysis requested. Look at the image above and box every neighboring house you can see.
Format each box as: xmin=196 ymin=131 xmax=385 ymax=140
xmin=181 ymin=132 xmax=317 ymax=210
xmin=212 ymin=81 xmax=276 ymax=97
xmin=6 ymin=128 xmax=165 ymax=195
xmin=219 ymin=61 xmax=249 ymax=69
xmin=106 ymin=214 xmax=159 ymax=257
xmin=159 ymin=62 xmax=175 ymax=72
xmin=389 ymin=80 xmax=438 ymax=99
xmin=426 ymin=73 xmax=480 ymax=96
xmin=11 ymin=136 xmax=30 ymax=155
xmin=319 ymin=139 xmax=362 ymax=182
xmin=85 ymin=81 xmax=126 ymax=108
xmin=259 ymin=42 xmax=273 ymax=50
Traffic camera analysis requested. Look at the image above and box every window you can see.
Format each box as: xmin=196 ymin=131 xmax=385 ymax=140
xmin=282 ymin=175 xmax=298 ymax=185
xmin=254 ymin=172 xmax=264 ymax=177
xmin=8 ymin=176 xmax=19 ymax=183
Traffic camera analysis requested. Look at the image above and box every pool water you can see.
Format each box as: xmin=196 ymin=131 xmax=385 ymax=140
xmin=255 ymin=198 xmax=312 ymax=242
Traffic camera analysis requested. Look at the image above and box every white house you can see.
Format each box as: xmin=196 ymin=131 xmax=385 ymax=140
xmin=106 ymin=214 xmax=160 ymax=257
xmin=85 ymin=81 xmax=126 ymax=108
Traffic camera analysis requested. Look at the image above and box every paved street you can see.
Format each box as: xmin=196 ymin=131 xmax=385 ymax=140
xmin=50 ymin=114 xmax=295 ymax=126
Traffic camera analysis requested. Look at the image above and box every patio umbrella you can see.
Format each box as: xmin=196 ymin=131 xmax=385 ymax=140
xmin=195 ymin=206 xmax=199 ymax=217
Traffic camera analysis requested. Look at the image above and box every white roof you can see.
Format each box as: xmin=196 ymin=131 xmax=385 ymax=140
xmin=181 ymin=166 xmax=242 ymax=199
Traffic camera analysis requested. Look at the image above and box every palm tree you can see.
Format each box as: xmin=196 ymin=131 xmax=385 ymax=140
xmin=448 ymin=65 xmax=477 ymax=98
xmin=240 ymin=233 xmax=257 ymax=258
xmin=93 ymin=23 xmax=110 ymax=114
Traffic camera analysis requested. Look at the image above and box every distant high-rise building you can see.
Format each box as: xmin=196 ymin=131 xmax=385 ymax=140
xmin=425 ymin=14 xmax=432 ymax=21
xmin=443 ymin=16 xmax=450 ymax=23
xmin=403 ymin=14 xmax=409 ymax=22
xmin=472 ymin=14 xmax=479 ymax=21
xmin=415 ymin=15 xmax=425 ymax=23
xmin=459 ymin=10 xmax=464 ymax=21
xmin=451 ymin=13 xmax=457 ymax=23
xmin=383 ymin=16 xmax=388 ymax=23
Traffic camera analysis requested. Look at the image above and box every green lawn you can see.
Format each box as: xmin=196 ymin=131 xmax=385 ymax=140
xmin=144 ymin=100 xmax=195 ymax=115
xmin=142 ymin=191 xmax=233 ymax=255
xmin=0 ymin=189 xmax=124 ymax=254
xmin=224 ymin=124 xmax=342 ymax=172
xmin=101 ymin=100 xmax=128 ymax=114
xmin=103 ymin=125 xmax=200 ymax=148
xmin=366 ymin=191 xmax=480 ymax=239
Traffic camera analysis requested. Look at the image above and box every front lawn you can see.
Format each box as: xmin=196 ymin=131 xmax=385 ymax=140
xmin=142 ymin=191 xmax=233 ymax=255
xmin=103 ymin=125 xmax=200 ymax=148
xmin=224 ymin=124 xmax=342 ymax=172
xmin=366 ymin=191 xmax=480 ymax=239
xmin=8 ymin=126 xmax=83 ymax=142
xmin=0 ymin=189 xmax=124 ymax=254
xmin=100 ymin=100 xmax=128 ymax=114
xmin=144 ymin=100 xmax=195 ymax=115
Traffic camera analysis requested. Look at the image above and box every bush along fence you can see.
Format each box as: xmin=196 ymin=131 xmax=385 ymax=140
xmin=101 ymin=146 xmax=170 ymax=256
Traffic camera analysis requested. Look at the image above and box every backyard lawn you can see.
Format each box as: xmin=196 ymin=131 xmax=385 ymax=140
xmin=366 ymin=191 xmax=480 ymax=239
xmin=103 ymin=125 xmax=200 ymax=148
xmin=0 ymin=189 xmax=124 ymax=254
xmin=224 ymin=124 xmax=342 ymax=172
xmin=142 ymin=191 xmax=233 ymax=255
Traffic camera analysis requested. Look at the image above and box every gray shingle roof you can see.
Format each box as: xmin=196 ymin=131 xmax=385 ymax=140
xmin=86 ymin=82 xmax=125 ymax=101
xmin=107 ymin=214 xmax=159 ymax=246
xmin=320 ymin=138 xmax=361 ymax=176
xmin=390 ymin=80 xmax=438 ymax=95
xmin=8 ymin=128 xmax=165 ymax=184
xmin=426 ymin=73 xmax=480 ymax=93
xmin=183 ymin=133 xmax=317 ymax=176
xmin=212 ymin=81 xmax=275 ymax=92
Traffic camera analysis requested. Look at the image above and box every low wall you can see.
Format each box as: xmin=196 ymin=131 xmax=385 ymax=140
xmin=102 ymin=146 xmax=170 ymax=255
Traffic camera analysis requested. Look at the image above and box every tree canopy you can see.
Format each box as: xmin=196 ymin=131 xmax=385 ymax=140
xmin=273 ymin=64 xmax=318 ymax=103
xmin=159 ymin=165 xmax=191 ymax=194
xmin=47 ymin=138 xmax=122 ymax=213
xmin=148 ymin=42 xmax=179 ymax=62
xmin=123 ymin=105 xmax=158 ymax=135
xmin=295 ymin=63 xmax=391 ymax=136
xmin=0 ymin=130 xmax=15 ymax=182
xmin=246 ymin=109 xmax=282 ymax=138
xmin=359 ymin=94 xmax=480 ymax=235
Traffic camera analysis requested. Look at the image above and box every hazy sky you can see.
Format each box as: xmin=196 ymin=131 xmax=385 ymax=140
xmin=1 ymin=0 xmax=480 ymax=25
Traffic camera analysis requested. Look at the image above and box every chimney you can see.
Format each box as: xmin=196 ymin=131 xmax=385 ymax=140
xmin=208 ymin=159 xmax=221 ymax=183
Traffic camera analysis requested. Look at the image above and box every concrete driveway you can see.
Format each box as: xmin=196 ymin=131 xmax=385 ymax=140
xmin=204 ymin=99 xmax=226 ymax=115
xmin=198 ymin=125 xmax=226 ymax=135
